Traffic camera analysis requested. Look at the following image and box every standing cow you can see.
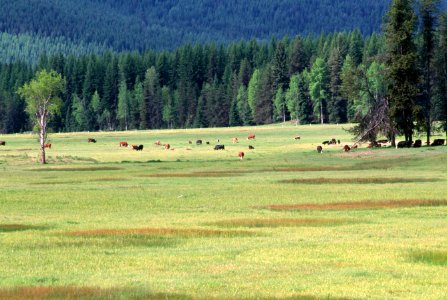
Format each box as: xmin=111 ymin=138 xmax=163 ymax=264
xmin=0 ymin=141 xmax=5 ymax=146
xmin=317 ymin=146 xmax=323 ymax=153
xmin=247 ymin=134 xmax=255 ymax=140
xmin=88 ymin=138 xmax=96 ymax=143
xmin=238 ymin=151 xmax=244 ymax=160
xmin=119 ymin=141 xmax=128 ymax=147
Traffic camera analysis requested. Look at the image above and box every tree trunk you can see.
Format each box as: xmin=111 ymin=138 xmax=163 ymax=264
xmin=40 ymin=114 xmax=46 ymax=164
xmin=320 ymin=103 xmax=324 ymax=124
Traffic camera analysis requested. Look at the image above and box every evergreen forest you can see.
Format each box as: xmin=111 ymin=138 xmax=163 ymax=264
xmin=0 ymin=0 xmax=446 ymax=144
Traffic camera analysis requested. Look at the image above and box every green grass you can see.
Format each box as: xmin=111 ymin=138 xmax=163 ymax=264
xmin=1 ymin=123 xmax=447 ymax=299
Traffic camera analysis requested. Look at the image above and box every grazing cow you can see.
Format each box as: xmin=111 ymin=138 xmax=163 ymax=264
xmin=337 ymin=139 xmax=340 ymax=144
xmin=196 ymin=140 xmax=202 ymax=145
xmin=330 ymin=138 xmax=337 ymax=145
xmin=0 ymin=141 xmax=5 ymax=146
xmin=397 ymin=140 xmax=413 ymax=148
xmin=164 ymin=144 xmax=170 ymax=150
xmin=248 ymin=145 xmax=254 ymax=150
xmin=294 ymin=136 xmax=301 ymax=140
xmin=214 ymin=144 xmax=225 ymax=150
xmin=232 ymin=137 xmax=239 ymax=143
xmin=88 ymin=138 xmax=96 ymax=143
xmin=238 ymin=151 xmax=244 ymax=160
xmin=413 ymin=139 xmax=422 ymax=148
xmin=132 ymin=145 xmax=139 ymax=150
xmin=119 ymin=141 xmax=128 ymax=147
xmin=431 ymin=139 xmax=445 ymax=146
xmin=44 ymin=143 xmax=51 ymax=149
xmin=322 ymin=141 xmax=329 ymax=145
xmin=343 ymin=145 xmax=351 ymax=152
xmin=247 ymin=134 xmax=255 ymax=140
xmin=206 ymin=141 xmax=210 ymax=145
xmin=154 ymin=140 xmax=161 ymax=146
xmin=137 ymin=145 xmax=144 ymax=151
xmin=316 ymin=145 xmax=323 ymax=153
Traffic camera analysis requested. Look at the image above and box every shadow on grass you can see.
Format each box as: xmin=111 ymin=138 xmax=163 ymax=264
xmin=206 ymin=218 xmax=361 ymax=228
xmin=263 ymin=199 xmax=447 ymax=211
xmin=0 ymin=286 xmax=357 ymax=300
xmin=279 ymin=178 xmax=439 ymax=184
xmin=409 ymin=249 xmax=447 ymax=266
xmin=0 ymin=224 xmax=48 ymax=233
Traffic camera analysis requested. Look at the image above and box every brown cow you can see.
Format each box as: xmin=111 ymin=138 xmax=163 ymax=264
xmin=132 ymin=145 xmax=139 ymax=150
xmin=316 ymin=145 xmax=323 ymax=153
xmin=247 ymin=134 xmax=255 ymax=140
xmin=343 ymin=145 xmax=350 ymax=152
xmin=88 ymin=138 xmax=96 ymax=143
xmin=0 ymin=141 xmax=5 ymax=146
xmin=119 ymin=141 xmax=128 ymax=147
xmin=238 ymin=151 xmax=244 ymax=160
xmin=164 ymin=144 xmax=170 ymax=150
xmin=294 ymin=135 xmax=301 ymax=140
xmin=44 ymin=143 xmax=51 ymax=149
xmin=154 ymin=140 xmax=161 ymax=146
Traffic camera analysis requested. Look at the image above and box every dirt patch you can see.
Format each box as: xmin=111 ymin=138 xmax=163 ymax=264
xmin=207 ymin=218 xmax=359 ymax=228
xmin=64 ymin=227 xmax=254 ymax=238
xmin=140 ymin=172 xmax=243 ymax=178
xmin=0 ymin=224 xmax=46 ymax=232
xmin=280 ymin=178 xmax=438 ymax=184
xmin=273 ymin=167 xmax=344 ymax=172
xmin=264 ymin=199 xmax=447 ymax=211
xmin=91 ymin=177 xmax=128 ymax=182
xmin=0 ymin=286 xmax=193 ymax=300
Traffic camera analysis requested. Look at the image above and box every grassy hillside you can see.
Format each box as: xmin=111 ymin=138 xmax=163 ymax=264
xmin=1 ymin=124 xmax=447 ymax=299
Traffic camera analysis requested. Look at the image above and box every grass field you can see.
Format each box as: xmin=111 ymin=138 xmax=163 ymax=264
xmin=1 ymin=124 xmax=447 ymax=299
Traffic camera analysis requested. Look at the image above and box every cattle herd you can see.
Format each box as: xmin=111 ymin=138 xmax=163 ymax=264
xmin=0 ymin=133 xmax=445 ymax=159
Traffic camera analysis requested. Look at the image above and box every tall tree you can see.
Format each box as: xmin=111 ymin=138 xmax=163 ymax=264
xmin=384 ymin=0 xmax=419 ymax=144
xmin=419 ymin=0 xmax=440 ymax=145
xmin=17 ymin=70 xmax=65 ymax=164
xmin=433 ymin=13 xmax=447 ymax=138
xmin=117 ymin=80 xmax=130 ymax=130
xmin=309 ymin=57 xmax=329 ymax=124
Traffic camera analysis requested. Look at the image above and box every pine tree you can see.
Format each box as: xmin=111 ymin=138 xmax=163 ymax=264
xmin=309 ymin=57 xmax=329 ymax=124
xmin=117 ymin=80 xmax=130 ymax=130
xmin=327 ymin=47 xmax=347 ymax=123
xmin=433 ymin=13 xmax=447 ymax=138
xmin=384 ymin=0 xmax=419 ymax=144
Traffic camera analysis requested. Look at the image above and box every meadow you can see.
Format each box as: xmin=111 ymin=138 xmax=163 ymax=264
xmin=0 ymin=123 xmax=447 ymax=300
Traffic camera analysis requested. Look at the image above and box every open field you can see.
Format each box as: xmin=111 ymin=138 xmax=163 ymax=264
xmin=1 ymin=124 xmax=447 ymax=299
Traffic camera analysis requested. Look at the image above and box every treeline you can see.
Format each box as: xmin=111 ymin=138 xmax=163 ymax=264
xmin=1 ymin=0 xmax=447 ymax=141
xmin=0 ymin=30 xmax=382 ymax=133
xmin=0 ymin=0 xmax=395 ymax=51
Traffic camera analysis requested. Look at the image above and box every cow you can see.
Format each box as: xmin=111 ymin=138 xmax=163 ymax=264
xmin=238 ymin=151 xmax=244 ymax=160
xmin=154 ymin=140 xmax=161 ymax=146
xmin=413 ymin=139 xmax=422 ymax=148
xmin=337 ymin=139 xmax=340 ymax=144
xmin=248 ymin=145 xmax=254 ymax=150
xmin=44 ymin=143 xmax=51 ymax=149
xmin=88 ymin=138 xmax=96 ymax=143
xmin=343 ymin=145 xmax=351 ymax=152
xmin=294 ymin=136 xmax=301 ymax=140
xmin=0 ymin=141 xmax=5 ymax=146
xmin=137 ymin=145 xmax=144 ymax=151
xmin=196 ymin=140 xmax=202 ymax=145
xmin=164 ymin=144 xmax=170 ymax=150
xmin=431 ymin=139 xmax=445 ymax=146
xmin=317 ymin=145 xmax=323 ymax=153
xmin=206 ymin=141 xmax=210 ymax=145
xmin=214 ymin=144 xmax=225 ymax=150
xmin=188 ymin=140 xmax=192 ymax=144
xmin=119 ymin=141 xmax=128 ymax=147
xmin=330 ymin=138 xmax=337 ymax=145
xmin=322 ymin=141 xmax=330 ymax=145
xmin=232 ymin=137 xmax=239 ymax=143
xmin=351 ymin=145 xmax=358 ymax=149
xmin=247 ymin=134 xmax=255 ymax=140
xmin=397 ymin=141 xmax=413 ymax=148
xmin=132 ymin=145 xmax=139 ymax=150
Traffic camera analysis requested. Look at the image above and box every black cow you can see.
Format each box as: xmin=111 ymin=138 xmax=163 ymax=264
xmin=88 ymin=138 xmax=96 ymax=143
xmin=248 ymin=145 xmax=254 ymax=150
xmin=322 ymin=141 xmax=330 ymax=145
xmin=206 ymin=141 xmax=210 ymax=144
xmin=413 ymin=139 xmax=422 ymax=148
xmin=214 ymin=144 xmax=225 ymax=150
xmin=137 ymin=145 xmax=144 ymax=151
xmin=317 ymin=145 xmax=323 ymax=153
xmin=431 ymin=139 xmax=445 ymax=146
xmin=0 ymin=141 xmax=5 ymax=146
xmin=196 ymin=139 xmax=202 ymax=145
xmin=397 ymin=141 xmax=412 ymax=148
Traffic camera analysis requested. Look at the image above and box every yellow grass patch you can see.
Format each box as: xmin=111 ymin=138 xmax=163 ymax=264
xmin=207 ymin=218 xmax=359 ymax=228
